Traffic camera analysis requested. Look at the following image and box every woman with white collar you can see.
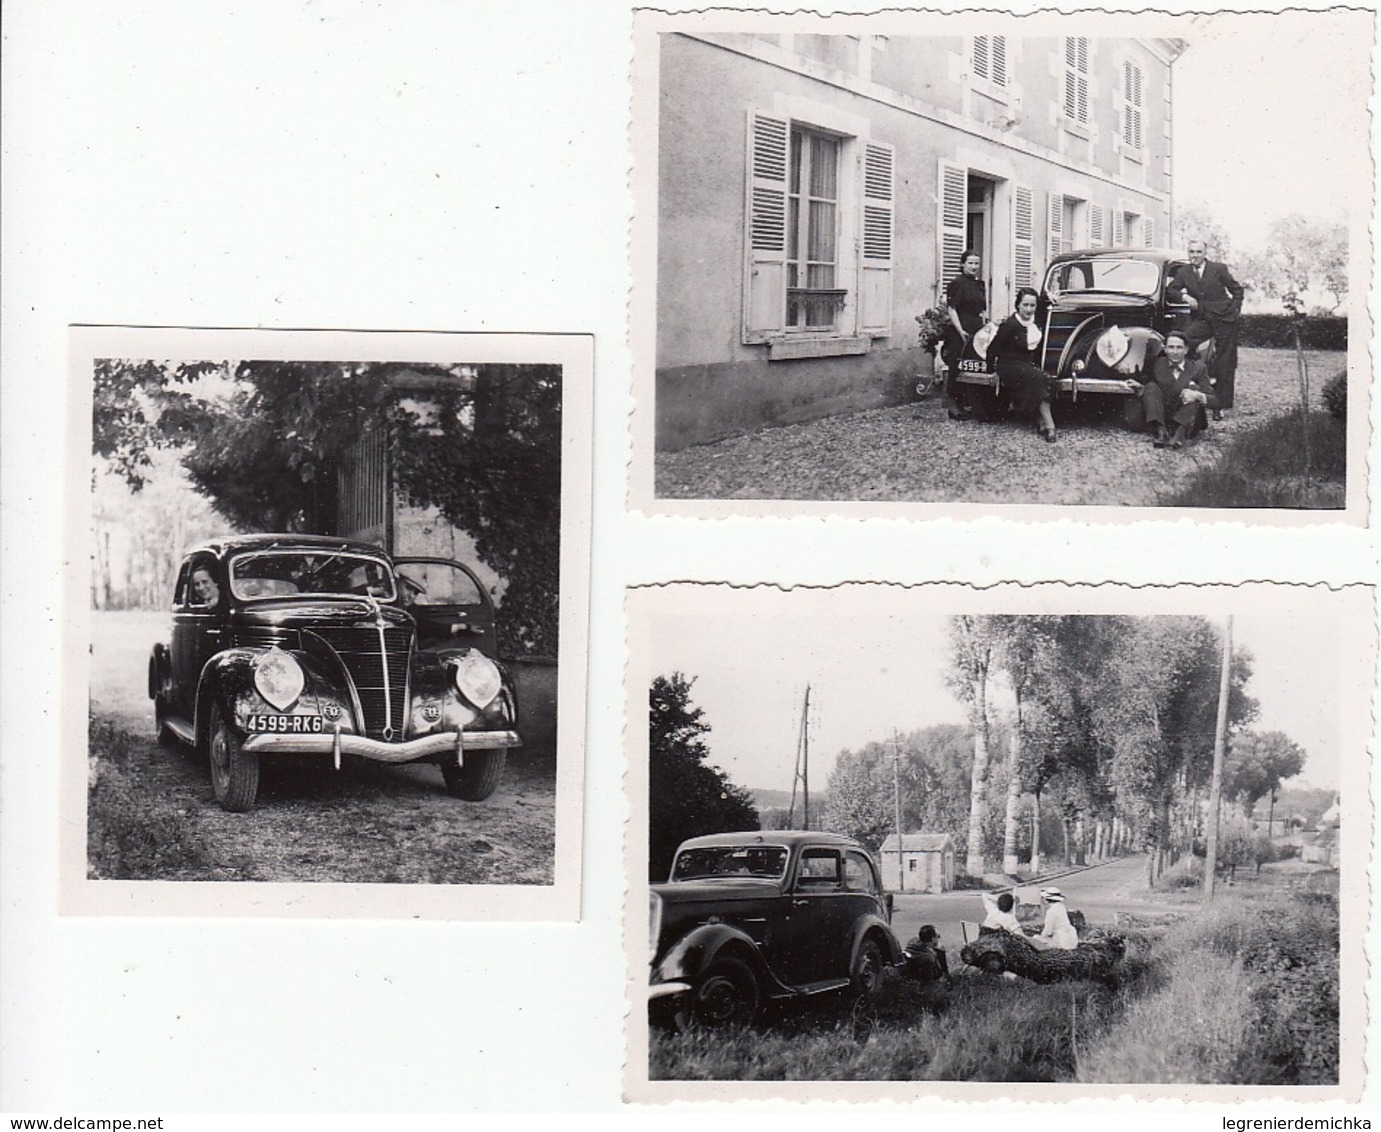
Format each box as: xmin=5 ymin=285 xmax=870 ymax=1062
xmin=988 ymin=286 xmax=1058 ymax=443
xmin=1027 ymin=886 xmax=1079 ymax=951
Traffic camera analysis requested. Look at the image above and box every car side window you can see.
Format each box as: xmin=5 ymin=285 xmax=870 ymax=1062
xmin=795 ymin=849 xmax=842 ymax=891
xmin=842 ymin=851 xmax=878 ymax=895
xmin=172 ymin=562 xmax=193 ymax=608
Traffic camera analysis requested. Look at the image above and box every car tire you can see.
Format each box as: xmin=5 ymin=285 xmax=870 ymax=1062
xmin=208 ymin=702 xmax=260 ymax=813
xmin=852 ymin=938 xmax=886 ymax=1001
xmin=682 ymin=957 xmax=759 ymax=1030
xmin=441 ymin=748 xmax=506 ymax=801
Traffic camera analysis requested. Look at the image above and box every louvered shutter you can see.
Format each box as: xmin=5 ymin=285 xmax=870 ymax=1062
xmin=1089 ymin=203 xmax=1105 ymax=247
xmin=743 ymin=111 xmax=789 ymax=343
xmin=1141 ymin=216 xmax=1155 ymax=248
xmin=992 ymin=36 xmax=1007 ymax=86
xmin=1123 ymin=61 xmax=1143 ymax=150
xmin=1113 ymin=209 xmax=1126 ymax=247
xmin=1064 ymin=38 xmax=1089 ymax=122
xmin=859 ymin=141 xmax=895 ymax=336
xmin=1012 ymin=183 xmax=1034 ymax=289
xmin=938 ymin=160 xmax=968 ymax=289
xmin=1048 ymin=193 xmax=1065 ymax=262
xmin=973 ymin=36 xmax=990 ymax=82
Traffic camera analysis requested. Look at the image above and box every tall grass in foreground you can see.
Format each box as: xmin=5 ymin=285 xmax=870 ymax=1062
xmin=1163 ymin=410 xmax=1344 ymax=509
xmin=88 ymin=718 xmax=210 ymax=879
xmin=651 ymin=891 xmax=1338 ymax=1084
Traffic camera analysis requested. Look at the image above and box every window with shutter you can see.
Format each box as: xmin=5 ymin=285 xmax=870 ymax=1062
xmin=1141 ymin=216 xmax=1155 ymax=248
xmin=1047 ymin=193 xmax=1065 ymax=262
xmin=1012 ymin=184 xmax=1034 ymax=289
xmin=1113 ymin=209 xmax=1126 ymax=247
xmin=785 ymin=127 xmax=842 ymax=332
xmin=1123 ymin=60 xmax=1144 ymax=151
xmin=1089 ymin=203 xmax=1105 ymax=248
xmin=859 ymin=141 xmax=894 ymax=336
xmin=937 ymin=160 xmax=968 ymax=289
xmin=743 ymin=111 xmax=789 ymax=342
xmin=972 ymin=35 xmax=1008 ymax=87
xmin=1063 ymin=37 xmax=1090 ymax=124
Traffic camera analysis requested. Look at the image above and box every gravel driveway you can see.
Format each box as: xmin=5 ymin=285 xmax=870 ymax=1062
xmin=655 ymin=348 xmax=1345 ymax=505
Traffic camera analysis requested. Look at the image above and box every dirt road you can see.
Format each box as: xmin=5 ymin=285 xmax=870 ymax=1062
xmin=89 ymin=611 xmax=556 ymax=885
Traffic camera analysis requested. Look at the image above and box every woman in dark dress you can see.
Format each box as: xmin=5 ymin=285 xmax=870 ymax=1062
xmin=990 ymin=286 xmax=1057 ymax=442
xmin=942 ymin=249 xmax=988 ymax=420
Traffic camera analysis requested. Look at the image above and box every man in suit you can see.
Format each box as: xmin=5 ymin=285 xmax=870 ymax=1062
xmin=1166 ymin=239 xmax=1244 ymax=416
xmin=1139 ymin=330 xmax=1218 ymax=449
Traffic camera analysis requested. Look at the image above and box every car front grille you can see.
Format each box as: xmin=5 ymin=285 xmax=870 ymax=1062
xmin=314 ymin=625 xmax=413 ymax=740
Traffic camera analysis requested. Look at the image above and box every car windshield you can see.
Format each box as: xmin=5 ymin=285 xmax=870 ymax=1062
xmin=1045 ymin=258 xmax=1161 ymax=298
xmin=670 ymin=845 xmax=789 ymax=881
xmin=228 ymin=549 xmax=397 ymax=602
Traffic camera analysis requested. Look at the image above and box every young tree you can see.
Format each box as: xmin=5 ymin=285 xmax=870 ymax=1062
xmin=1223 ymin=730 xmax=1306 ymax=816
xmin=648 ymin=673 xmax=759 ymax=880
xmin=1172 ymin=202 xmax=1233 ymax=261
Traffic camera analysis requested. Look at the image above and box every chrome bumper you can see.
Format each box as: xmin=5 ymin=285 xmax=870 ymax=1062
xmin=242 ymin=728 xmax=521 ymax=762
xmin=648 ymin=980 xmax=692 ymax=1001
xmin=1052 ymin=377 xmax=1140 ymax=395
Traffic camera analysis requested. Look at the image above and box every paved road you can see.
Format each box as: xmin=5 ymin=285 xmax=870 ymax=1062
xmin=891 ymin=854 xmax=1170 ymax=954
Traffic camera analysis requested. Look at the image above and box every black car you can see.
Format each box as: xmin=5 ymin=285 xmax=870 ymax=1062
xmin=648 ymin=831 xmax=903 ymax=1029
xmin=148 ymin=534 xmax=521 ymax=812
xmin=956 ymin=247 xmax=1197 ymax=423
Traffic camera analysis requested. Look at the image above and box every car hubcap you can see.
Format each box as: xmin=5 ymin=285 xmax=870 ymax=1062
xmin=697 ymin=976 xmax=740 ymax=1025
xmin=210 ymin=731 xmax=229 ymax=787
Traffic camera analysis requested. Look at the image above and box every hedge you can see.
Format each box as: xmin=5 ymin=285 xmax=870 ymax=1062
xmin=1238 ymin=315 xmax=1347 ymax=351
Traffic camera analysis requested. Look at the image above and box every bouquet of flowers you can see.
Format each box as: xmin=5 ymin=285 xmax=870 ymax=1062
xmin=916 ymin=303 xmax=949 ymax=355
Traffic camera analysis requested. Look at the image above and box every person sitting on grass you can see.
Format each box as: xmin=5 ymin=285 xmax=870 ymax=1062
xmin=979 ymin=889 xmax=1026 ymax=935
xmin=904 ymin=924 xmax=954 ymax=987
xmin=1136 ymin=329 xmax=1218 ymax=450
xmin=1026 ymin=887 xmax=1079 ymax=951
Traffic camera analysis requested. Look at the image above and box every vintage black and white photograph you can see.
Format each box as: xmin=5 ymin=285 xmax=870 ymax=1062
xmin=65 ymin=327 xmax=591 ymax=920
xmin=632 ymin=10 xmax=1370 ymax=515
xmin=627 ymin=583 xmax=1369 ymax=1099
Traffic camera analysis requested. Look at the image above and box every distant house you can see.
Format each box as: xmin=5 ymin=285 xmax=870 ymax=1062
xmin=879 ymin=832 xmax=956 ymax=892
xmin=654 ymin=31 xmax=1186 ymax=448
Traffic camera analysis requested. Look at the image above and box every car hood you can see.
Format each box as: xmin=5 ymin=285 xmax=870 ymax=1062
xmin=232 ymin=600 xmax=414 ymax=632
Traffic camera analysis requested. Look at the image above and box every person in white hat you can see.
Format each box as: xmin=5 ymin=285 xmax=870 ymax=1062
xmin=1027 ymin=887 xmax=1079 ymax=951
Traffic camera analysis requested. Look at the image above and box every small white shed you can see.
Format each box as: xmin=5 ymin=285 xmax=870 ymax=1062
xmin=878 ymin=832 xmax=956 ymax=893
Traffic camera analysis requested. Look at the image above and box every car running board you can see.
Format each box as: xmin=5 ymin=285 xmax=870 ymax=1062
xmin=788 ymin=978 xmax=853 ymax=996
xmin=165 ymin=716 xmax=196 ymax=745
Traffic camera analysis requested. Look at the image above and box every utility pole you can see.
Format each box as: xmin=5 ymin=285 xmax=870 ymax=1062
xmin=788 ymin=685 xmax=811 ymax=830
xmin=893 ymin=730 xmax=904 ymax=892
xmin=1204 ymin=616 xmax=1232 ymax=901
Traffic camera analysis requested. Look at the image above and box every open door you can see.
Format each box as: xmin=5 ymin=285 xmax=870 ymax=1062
xmin=392 ymin=557 xmax=497 ymax=656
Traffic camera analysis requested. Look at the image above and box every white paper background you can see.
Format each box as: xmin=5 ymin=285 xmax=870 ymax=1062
xmin=2 ymin=0 xmax=1377 ymax=1115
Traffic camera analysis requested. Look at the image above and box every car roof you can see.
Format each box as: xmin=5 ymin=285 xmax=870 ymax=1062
xmin=675 ymin=830 xmax=866 ymax=852
xmin=1049 ymin=246 xmax=1186 ymax=267
xmin=186 ymin=533 xmax=392 ymax=559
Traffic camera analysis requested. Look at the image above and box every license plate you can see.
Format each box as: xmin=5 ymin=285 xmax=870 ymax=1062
xmin=246 ymin=714 xmax=325 ymax=734
xmin=958 ymin=359 xmax=989 ymax=373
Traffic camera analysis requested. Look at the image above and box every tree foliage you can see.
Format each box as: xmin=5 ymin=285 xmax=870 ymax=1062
xmin=1240 ymin=216 xmax=1348 ymax=312
xmin=1223 ymin=730 xmax=1306 ymax=814
xmin=90 ymin=359 xmax=561 ymax=655
xmin=1172 ymin=202 xmax=1233 ymax=262
xmin=648 ymin=674 xmax=759 ymax=880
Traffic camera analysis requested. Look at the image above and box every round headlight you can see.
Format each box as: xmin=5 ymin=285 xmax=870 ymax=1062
xmin=1095 ymin=326 xmax=1131 ymax=368
xmin=254 ymin=647 xmax=304 ymax=710
xmin=452 ymin=649 xmax=501 ymax=709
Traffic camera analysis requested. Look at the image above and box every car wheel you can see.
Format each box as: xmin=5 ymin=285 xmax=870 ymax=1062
xmin=684 ymin=957 xmax=759 ymax=1029
xmin=441 ymin=748 xmax=506 ymax=801
xmin=852 ymin=938 xmax=886 ymax=1001
xmin=981 ymin=952 xmax=1007 ymax=975
xmin=208 ymin=702 xmax=260 ymax=813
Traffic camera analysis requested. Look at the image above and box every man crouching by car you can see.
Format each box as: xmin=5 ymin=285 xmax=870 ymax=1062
xmin=1134 ymin=330 xmax=1219 ymax=450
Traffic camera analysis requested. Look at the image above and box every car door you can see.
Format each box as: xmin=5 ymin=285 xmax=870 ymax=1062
xmin=775 ymin=847 xmax=857 ymax=985
xmin=169 ymin=554 xmax=225 ymax=719
xmin=392 ymin=558 xmax=497 ymax=656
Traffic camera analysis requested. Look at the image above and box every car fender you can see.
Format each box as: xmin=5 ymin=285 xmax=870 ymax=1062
xmin=652 ymin=923 xmax=790 ymax=996
xmin=850 ymin=915 xmax=905 ymax=968
xmin=194 ymin=647 xmax=358 ymax=742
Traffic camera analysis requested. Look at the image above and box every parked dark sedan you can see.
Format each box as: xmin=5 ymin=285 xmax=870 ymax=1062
xmin=648 ymin=831 xmax=904 ymax=1029
xmin=956 ymin=247 xmax=1197 ymax=424
xmin=148 ymin=534 xmax=521 ymax=812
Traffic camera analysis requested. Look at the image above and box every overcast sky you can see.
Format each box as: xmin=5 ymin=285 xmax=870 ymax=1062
xmin=1171 ymin=10 xmax=1369 ymax=254
xmin=646 ymin=596 xmax=1343 ymax=798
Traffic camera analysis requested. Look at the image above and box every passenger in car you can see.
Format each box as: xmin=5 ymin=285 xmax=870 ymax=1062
xmin=190 ymin=567 xmax=220 ymax=607
xmin=990 ymin=287 xmax=1058 ymax=443
xmin=979 ymin=889 xmax=1026 ymax=935
xmin=1026 ymin=887 xmax=1079 ymax=951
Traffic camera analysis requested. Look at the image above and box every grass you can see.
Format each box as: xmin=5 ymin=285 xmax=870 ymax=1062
xmin=1162 ymin=409 xmax=1345 ymax=508
xmin=87 ymin=718 xmax=212 ymax=879
xmin=650 ymin=888 xmax=1339 ymax=1084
